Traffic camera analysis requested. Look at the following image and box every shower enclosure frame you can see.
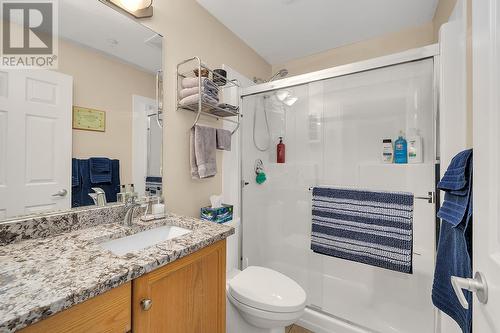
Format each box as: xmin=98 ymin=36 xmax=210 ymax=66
xmin=238 ymin=43 xmax=441 ymax=332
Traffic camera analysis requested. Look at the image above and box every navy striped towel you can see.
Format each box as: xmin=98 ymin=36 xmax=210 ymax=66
xmin=311 ymin=187 xmax=414 ymax=274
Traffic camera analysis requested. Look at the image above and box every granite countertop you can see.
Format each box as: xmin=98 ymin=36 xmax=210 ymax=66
xmin=0 ymin=214 xmax=234 ymax=332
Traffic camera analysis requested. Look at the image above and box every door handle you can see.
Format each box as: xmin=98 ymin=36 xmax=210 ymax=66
xmin=52 ymin=189 xmax=68 ymax=197
xmin=451 ymin=271 xmax=488 ymax=309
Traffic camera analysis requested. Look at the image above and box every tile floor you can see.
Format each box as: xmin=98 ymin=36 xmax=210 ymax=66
xmin=286 ymin=324 xmax=314 ymax=333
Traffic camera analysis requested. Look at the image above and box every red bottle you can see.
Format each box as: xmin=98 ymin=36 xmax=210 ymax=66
xmin=277 ymin=137 xmax=285 ymax=163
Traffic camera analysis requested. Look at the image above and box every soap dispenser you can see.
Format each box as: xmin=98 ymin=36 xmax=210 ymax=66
xmin=277 ymin=137 xmax=285 ymax=164
xmin=394 ymin=131 xmax=408 ymax=164
xmin=407 ymin=128 xmax=423 ymax=164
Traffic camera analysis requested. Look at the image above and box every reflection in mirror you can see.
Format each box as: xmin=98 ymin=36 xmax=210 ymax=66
xmin=0 ymin=0 xmax=163 ymax=222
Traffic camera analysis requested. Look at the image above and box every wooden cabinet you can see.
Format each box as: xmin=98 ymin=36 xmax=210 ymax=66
xmin=20 ymin=282 xmax=131 ymax=333
xmin=19 ymin=240 xmax=227 ymax=333
xmin=132 ymin=240 xmax=227 ymax=333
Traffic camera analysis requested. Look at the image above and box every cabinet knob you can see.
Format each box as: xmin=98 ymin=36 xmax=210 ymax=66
xmin=140 ymin=299 xmax=153 ymax=311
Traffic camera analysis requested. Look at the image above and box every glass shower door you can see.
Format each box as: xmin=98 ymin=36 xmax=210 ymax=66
xmin=241 ymin=58 xmax=436 ymax=333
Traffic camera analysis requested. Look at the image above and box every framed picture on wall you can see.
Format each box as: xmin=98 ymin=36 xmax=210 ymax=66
xmin=72 ymin=106 xmax=106 ymax=132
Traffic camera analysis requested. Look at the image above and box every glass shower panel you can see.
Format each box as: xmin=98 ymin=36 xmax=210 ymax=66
xmin=242 ymin=58 xmax=435 ymax=333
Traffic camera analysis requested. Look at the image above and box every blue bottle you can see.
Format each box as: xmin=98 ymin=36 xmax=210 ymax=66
xmin=394 ymin=131 xmax=408 ymax=164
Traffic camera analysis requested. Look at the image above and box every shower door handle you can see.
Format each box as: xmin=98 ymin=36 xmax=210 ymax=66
xmin=451 ymin=272 xmax=488 ymax=309
xmin=415 ymin=192 xmax=435 ymax=204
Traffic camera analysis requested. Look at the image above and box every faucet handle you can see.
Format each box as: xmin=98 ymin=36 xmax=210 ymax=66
xmin=91 ymin=187 xmax=105 ymax=194
xmin=90 ymin=188 xmax=107 ymax=206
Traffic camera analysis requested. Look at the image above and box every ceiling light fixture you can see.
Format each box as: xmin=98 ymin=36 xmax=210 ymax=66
xmin=105 ymin=0 xmax=153 ymax=19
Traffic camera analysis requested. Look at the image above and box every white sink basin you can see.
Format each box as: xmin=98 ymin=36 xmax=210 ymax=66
xmin=100 ymin=225 xmax=192 ymax=255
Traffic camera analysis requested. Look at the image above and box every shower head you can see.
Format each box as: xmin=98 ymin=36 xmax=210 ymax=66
xmin=268 ymin=69 xmax=289 ymax=82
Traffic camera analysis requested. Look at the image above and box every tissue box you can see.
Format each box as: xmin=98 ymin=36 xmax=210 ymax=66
xmin=200 ymin=204 xmax=233 ymax=223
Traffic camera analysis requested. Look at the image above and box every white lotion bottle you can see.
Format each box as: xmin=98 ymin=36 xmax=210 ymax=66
xmin=407 ymin=128 xmax=423 ymax=164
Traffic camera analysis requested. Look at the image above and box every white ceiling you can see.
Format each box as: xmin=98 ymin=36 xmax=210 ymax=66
xmin=196 ymin=0 xmax=439 ymax=65
xmin=59 ymin=0 xmax=162 ymax=73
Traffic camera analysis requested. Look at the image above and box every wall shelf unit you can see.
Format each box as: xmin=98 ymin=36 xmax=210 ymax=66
xmin=177 ymin=57 xmax=241 ymax=134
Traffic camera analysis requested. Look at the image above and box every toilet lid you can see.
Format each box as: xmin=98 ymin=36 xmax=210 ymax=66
xmin=228 ymin=266 xmax=306 ymax=313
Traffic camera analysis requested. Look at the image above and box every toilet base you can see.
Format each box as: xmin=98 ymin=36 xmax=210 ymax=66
xmin=226 ymin=296 xmax=287 ymax=333
xmin=269 ymin=329 xmax=286 ymax=333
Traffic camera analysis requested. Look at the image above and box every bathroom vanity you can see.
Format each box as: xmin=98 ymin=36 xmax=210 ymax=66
xmin=0 ymin=208 xmax=233 ymax=333
xmin=19 ymin=241 xmax=226 ymax=333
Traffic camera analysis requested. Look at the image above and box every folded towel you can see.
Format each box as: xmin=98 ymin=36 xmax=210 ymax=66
xmin=72 ymin=158 xmax=80 ymax=187
xmin=179 ymin=86 xmax=218 ymax=100
xmin=217 ymin=103 xmax=239 ymax=113
xmin=182 ymin=77 xmax=219 ymax=91
xmin=311 ymin=187 xmax=414 ymax=274
xmin=432 ymin=149 xmax=473 ymax=333
xmin=89 ymin=157 xmax=112 ymax=184
xmin=216 ymin=128 xmax=232 ymax=151
xmin=179 ymin=93 xmax=219 ymax=107
xmin=190 ymin=125 xmax=217 ymax=179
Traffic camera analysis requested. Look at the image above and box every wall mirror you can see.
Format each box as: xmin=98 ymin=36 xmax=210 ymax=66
xmin=0 ymin=0 xmax=163 ymax=222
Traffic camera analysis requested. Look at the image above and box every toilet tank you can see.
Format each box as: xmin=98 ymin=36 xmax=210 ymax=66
xmin=225 ymin=218 xmax=240 ymax=273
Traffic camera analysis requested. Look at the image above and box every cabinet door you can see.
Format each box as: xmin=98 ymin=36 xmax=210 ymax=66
xmin=133 ymin=240 xmax=226 ymax=333
xmin=20 ymin=282 xmax=131 ymax=333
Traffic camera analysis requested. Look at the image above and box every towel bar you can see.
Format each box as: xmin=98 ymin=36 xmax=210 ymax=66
xmin=415 ymin=192 xmax=435 ymax=204
xmin=308 ymin=187 xmax=435 ymax=204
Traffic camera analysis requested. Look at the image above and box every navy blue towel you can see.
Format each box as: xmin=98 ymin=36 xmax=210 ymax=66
xmin=71 ymin=158 xmax=80 ymax=187
xmin=71 ymin=159 xmax=121 ymax=208
xmin=432 ymin=149 xmax=473 ymax=333
xmin=89 ymin=157 xmax=112 ymax=184
xmin=311 ymin=187 xmax=414 ymax=274
xmin=437 ymin=149 xmax=473 ymax=226
xmin=72 ymin=159 xmax=90 ymax=207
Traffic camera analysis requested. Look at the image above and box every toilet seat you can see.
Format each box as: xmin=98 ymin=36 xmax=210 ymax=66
xmin=227 ymin=266 xmax=307 ymax=313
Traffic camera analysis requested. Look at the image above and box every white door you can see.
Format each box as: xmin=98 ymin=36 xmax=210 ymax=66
xmin=0 ymin=69 xmax=72 ymax=219
xmin=470 ymin=1 xmax=500 ymax=332
xmin=132 ymin=95 xmax=157 ymax=197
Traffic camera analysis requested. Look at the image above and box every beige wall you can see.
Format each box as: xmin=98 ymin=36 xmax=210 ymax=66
xmin=434 ymin=0 xmax=459 ymax=40
xmin=272 ymin=23 xmax=435 ymax=76
xmin=143 ymin=0 xmax=272 ymax=217
xmin=57 ymin=40 xmax=156 ymax=185
xmin=141 ymin=1 xmax=458 ymax=217
xmin=273 ymin=0 xmax=458 ymax=76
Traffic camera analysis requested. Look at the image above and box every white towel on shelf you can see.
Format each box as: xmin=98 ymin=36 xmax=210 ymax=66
xmin=179 ymin=86 xmax=218 ymax=100
xmin=182 ymin=77 xmax=201 ymax=88
xmin=190 ymin=125 xmax=217 ymax=179
xmin=179 ymin=93 xmax=218 ymax=107
xmin=182 ymin=77 xmax=219 ymax=90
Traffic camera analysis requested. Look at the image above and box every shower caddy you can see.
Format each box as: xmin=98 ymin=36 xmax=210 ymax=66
xmin=177 ymin=57 xmax=241 ymax=135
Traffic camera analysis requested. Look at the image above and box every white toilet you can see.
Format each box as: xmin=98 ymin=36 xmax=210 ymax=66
xmin=225 ymin=220 xmax=307 ymax=333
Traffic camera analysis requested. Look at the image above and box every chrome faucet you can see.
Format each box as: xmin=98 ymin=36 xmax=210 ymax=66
xmin=89 ymin=188 xmax=107 ymax=206
xmin=123 ymin=198 xmax=141 ymax=226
